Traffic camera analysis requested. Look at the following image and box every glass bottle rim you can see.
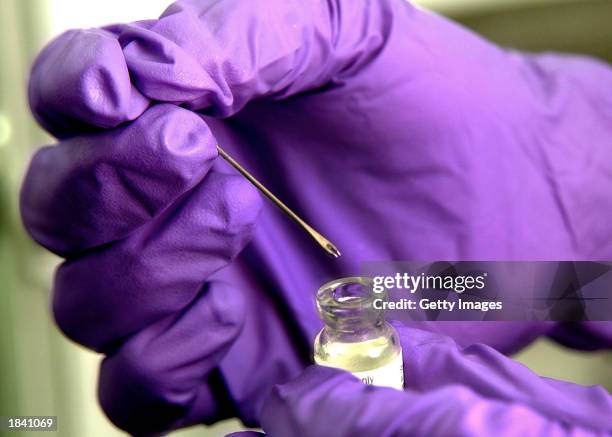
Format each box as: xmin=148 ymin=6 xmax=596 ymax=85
xmin=317 ymin=276 xmax=386 ymax=313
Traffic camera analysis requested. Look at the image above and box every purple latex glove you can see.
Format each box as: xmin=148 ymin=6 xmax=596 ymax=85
xmin=22 ymin=0 xmax=612 ymax=434
xmin=258 ymin=327 xmax=612 ymax=436
xmin=22 ymin=102 xmax=264 ymax=434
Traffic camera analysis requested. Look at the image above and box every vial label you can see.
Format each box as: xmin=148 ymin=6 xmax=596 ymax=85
xmin=316 ymin=350 xmax=405 ymax=390
xmin=351 ymin=350 xmax=404 ymax=390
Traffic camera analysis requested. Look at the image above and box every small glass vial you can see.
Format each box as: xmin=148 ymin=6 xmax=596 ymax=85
xmin=313 ymin=276 xmax=404 ymax=390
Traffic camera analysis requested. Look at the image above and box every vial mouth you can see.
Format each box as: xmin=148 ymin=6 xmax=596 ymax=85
xmin=316 ymin=277 xmax=387 ymax=323
xmin=319 ymin=277 xmax=374 ymax=306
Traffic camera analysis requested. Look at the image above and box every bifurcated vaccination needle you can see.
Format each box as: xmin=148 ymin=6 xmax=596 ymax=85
xmin=216 ymin=145 xmax=341 ymax=258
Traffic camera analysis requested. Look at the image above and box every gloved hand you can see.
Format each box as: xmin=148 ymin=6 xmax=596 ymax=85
xmin=22 ymin=0 xmax=612 ymax=435
xmin=257 ymin=327 xmax=612 ymax=437
xmin=21 ymin=102 xmax=264 ymax=434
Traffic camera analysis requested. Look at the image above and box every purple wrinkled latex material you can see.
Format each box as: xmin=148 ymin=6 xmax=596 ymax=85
xmin=21 ymin=0 xmax=612 ymax=435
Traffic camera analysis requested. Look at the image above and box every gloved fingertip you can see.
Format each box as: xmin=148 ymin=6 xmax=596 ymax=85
xmin=29 ymin=28 xmax=149 ymax=137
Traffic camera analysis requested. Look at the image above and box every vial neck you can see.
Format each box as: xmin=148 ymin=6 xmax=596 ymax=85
xmin=323 ymin=318 xmax=387 ymax=343
xmin=316 ymin=276 xmax=388 ymax=343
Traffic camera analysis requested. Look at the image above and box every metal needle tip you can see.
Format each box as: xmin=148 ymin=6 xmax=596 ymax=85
xmin=325 ymin=242 xmax=342 ymax=258
xmin=216 ymin=145 xmax=342 ymax=258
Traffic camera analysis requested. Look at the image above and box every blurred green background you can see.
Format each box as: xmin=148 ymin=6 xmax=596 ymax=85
xmin=1 ymin=0 xmax=611 ymax=435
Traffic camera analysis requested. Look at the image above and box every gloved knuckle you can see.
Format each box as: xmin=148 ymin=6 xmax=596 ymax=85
xmin=205 ymin=281 xmax=247 ymax=331
xmin=148 ymin=105 xmax=217 ymax=164
xmin=219 ymin=175 xmax=263 ymax=232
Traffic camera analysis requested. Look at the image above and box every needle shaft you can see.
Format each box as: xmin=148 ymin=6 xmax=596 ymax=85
xmin=216 ymin=145 xmax=341 ymax=258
